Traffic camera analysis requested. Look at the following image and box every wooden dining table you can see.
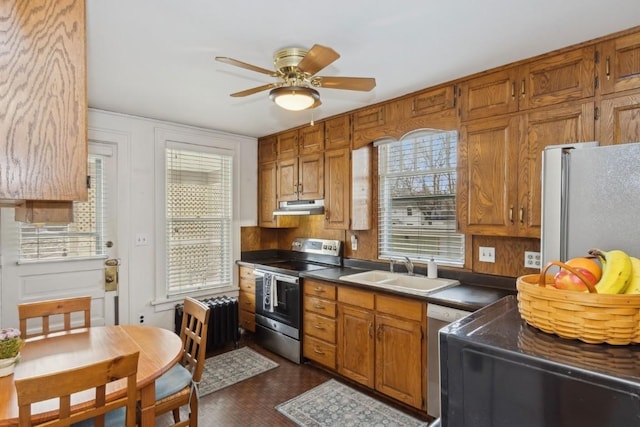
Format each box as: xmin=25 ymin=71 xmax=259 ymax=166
xmin=0 ymin=325 xmax=183 ymax=427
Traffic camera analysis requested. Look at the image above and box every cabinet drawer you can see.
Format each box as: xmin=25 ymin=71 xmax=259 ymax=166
xmin=239 ymin=267 xmax=254 ymax=280
xmin=239 ymin=309 xmax=255 ymax=333
xmin=303 ymin=335 xmax=336 ymax=369
xmin=239 ymin=290 xmax=255 ymax=313
xmin=239 ymin=277 xmax=255 ymax=293
xmin=304 ymin=312 xmax=336 ymax=343
xmin=304 ymin=296 xmax=337 ymax=317
xmin=338 ymin=287 xmax=375 ymax=310
xmin=376 ymin=294 xmax=424 ymax=322
xmin=304 ymin=280 xmax=337 ymax=300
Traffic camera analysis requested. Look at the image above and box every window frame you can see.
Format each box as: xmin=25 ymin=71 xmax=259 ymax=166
xmin=376 ymin=129 xmax=465 ymax=267
xmin=154 ymin=128 xmax=241 ymax=308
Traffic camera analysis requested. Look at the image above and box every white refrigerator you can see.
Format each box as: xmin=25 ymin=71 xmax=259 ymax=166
xmin=541 ymin=142 xmax=640 ymax=267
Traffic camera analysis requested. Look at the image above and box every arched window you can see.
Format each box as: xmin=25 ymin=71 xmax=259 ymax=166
xmin=376 ymin=129 xmax=464 ymax=266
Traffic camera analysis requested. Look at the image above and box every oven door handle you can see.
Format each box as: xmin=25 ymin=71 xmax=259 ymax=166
xmin=254 ymin=269 xmax=299 ymax=285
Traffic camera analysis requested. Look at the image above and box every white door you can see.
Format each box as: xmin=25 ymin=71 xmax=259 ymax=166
xmin=0 ymin=137 xmax=125 ymax=329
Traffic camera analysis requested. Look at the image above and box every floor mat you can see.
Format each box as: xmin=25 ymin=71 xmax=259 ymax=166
xmin=276 ymin=379 xmax=428 ymax=427
xmin=199 ymin=347 xmax=279 ymax=397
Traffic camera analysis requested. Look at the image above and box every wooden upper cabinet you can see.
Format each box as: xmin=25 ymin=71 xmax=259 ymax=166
xmin=519 ymin=101 xmax=595 ymax=237
xmin=258 ymin=161 xmax=298 ymax=228
xmin=460 ymin=46 xmax=595 ymax=121
xmin=258 ymin=136 xmax=277 ymax=163
xmin=324 ymin=148 xmax=350 ymax=230
xmin=299 ymin=124 xmax=325 ymax=154
xmin=458 ymin=116 xmax=520 ymax=236
xmin=599 ymin=30 xmax=640 ymax=94
xmin=401 ymin=85 xmax=456 ymax=119
xmin=277 ymin=130 xmax=298 ymax=159
xmin=519 ymin=46 xmax=595 ymax=110
xmin=599 ymin=91 xmax=640 ymax=145
xmin=0 ymin=0 xmax=87 ymax=202
xmin=352 ymin=104 xmax=400 ymax=149
xmin=459 ymin=68 xmax=520 ymax=121
xmin=324 ymin=116 xmax=351 ymax=150
xmin=459 ymin=101 xmax=595 ymax=238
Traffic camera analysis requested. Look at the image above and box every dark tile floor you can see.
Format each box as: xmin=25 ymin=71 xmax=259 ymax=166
xmin=156 ymin=333 xmax=433 ymax=426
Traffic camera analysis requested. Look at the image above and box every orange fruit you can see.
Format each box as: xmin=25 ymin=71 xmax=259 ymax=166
xmin=566 ymin=257 xmax=602 ymax=282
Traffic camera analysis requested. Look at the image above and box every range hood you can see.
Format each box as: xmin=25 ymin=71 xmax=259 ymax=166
xmin=273 ymin=199 xmax=325 ymax=216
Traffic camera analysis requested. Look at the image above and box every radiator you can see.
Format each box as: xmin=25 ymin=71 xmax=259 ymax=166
xmin=174 ymin=296 xmax=239 ymax=349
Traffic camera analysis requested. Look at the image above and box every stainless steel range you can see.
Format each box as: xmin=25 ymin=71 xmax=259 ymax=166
xmin=254 ymin=237 xmax=342 ymax=363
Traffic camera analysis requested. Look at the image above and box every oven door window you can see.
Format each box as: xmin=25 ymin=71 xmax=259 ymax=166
xmin=256 ymin=276 xmax=300 ymax=329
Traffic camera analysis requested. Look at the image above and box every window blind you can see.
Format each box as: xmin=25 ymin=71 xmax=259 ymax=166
xmin=165 ymin=147 xmax=232 ymax=295
xmin=19 ymin=155 xmax=106 ymax=262
xmin=377 ymin=129 xmax=465 ymax=266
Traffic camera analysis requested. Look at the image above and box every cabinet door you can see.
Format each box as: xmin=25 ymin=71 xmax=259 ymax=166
xmin=277 ymin=130 xmax=298 ymax=159
xmin=337 ymin=304 xmax=375 ymax=388
xmin=460 ymin=68 xmax=519 ymax=121
xmin=258 ymin=161 xmax=278 ymax=227
xmin=277 ymin=157 xmax=298 ymax=202
xmin=458 ymin=116 xmax=520 ymax=236
xmin=258 ymin=136 xmax=277 ymax=163
xmin=352 ymin=105 xmax=390 ymax=149
xmin=0 ymin=0 xmax=87 ymax=201
xmin=599 ymin=31 xmax=640 ymax=94
xmin=599 ymin=92 xmax=640 ymax=145
xmin=519 ymin=46 xmax=595 ymax=110
xmin=324 ymin=148 xmax=350 ymax=230
xmin=375 ymin=314 xmax=424 ymax=409
xmin=402 ymin=85 xmax=456 ymax=119
xmin=324 ymin=115 xmax=351 ymax=150
xmin=519 ymin=102 xmax=595 ymax=237
xmin=299 ymin=124 xmax=324 ymax=154
xmin=298 ymin=153 xmax=324 ymax=200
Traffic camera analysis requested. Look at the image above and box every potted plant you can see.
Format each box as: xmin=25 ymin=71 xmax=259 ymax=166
xmin=0 ymin=328 xmax=23 ymax=377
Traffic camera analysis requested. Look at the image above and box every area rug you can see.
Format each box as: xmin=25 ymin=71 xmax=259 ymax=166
xmin=198 ymin=347 xmax=279 ymax=397
xmin=276 ymin=379 xmax=429 ymax=427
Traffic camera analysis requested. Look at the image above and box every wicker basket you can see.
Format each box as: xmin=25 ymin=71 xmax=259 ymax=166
xmin=517 ymin=260 xmax=640 ymax=345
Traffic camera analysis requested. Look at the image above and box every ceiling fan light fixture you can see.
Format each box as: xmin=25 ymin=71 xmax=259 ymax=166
xmin=269 ymin=86 xmax=320 ymax=111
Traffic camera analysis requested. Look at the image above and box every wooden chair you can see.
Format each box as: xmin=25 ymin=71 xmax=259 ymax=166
xmin=14 ymin=351 xmax=139 ymax=427
xmin=153 ymin=297 xmax=211 ymax=427
xmin=18 ymin=296 xmax=91 ymax=339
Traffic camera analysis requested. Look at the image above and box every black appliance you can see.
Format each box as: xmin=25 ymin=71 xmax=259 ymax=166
xmin=439 ymin=295 xmax=640 ymax=427
xmin=253 ymin=237 xmax=342 ymax=363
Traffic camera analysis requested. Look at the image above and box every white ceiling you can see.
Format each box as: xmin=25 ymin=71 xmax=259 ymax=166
xmin=86 ymin=0 xmax=640 ymax=139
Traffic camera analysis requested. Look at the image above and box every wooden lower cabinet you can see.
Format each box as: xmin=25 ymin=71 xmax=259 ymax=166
xmin=303 ymin=279 xmax=337 ymax=369
xmin=334 ymin=286 xmax=427 ymax=410
xmin=238 ymin=266 xmax=256 ymax=332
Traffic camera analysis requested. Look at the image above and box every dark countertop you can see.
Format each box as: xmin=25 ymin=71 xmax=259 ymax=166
xmin=238 ymin=255 xmax=516 ymax=312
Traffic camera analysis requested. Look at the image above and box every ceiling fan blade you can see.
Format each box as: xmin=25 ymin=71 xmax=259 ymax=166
xmin=314 ymin=76 xmax=376 ymax=91
xmin=215 ymin=56 xmax=277 ymax=77
xmin=297 ymin=44 xmax=340 ymax=76
xmin=230 ymin=83 xmax=278 ymax=97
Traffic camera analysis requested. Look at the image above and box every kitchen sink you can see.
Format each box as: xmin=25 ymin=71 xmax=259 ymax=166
xmin=338 ymin=270 xmax=459 ymax=296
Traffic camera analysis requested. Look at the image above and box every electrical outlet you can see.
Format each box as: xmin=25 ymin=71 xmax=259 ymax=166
xmin=479 ymin=246 xmax=495 ymax=263
xmin=351 ymin=234 xmax=358 ymax=251
xmin=135 ymin=233 xmax=149 ymax=246
xmin=525 ymin=251 xmax=541 ymax=269
xmin=138 ymin=314 xmax=145 ymax=324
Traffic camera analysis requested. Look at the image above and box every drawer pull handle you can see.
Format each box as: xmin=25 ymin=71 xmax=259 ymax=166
xmin=313 ymin=304 xmax=324 ymax=309
xmin=313 ymin=347 xmax=325 ymax=355
xmin=313 ymin=324 xmax=325 ymax=330
xmin=314 ymin=287 xmax=326 ymax=293
xmin=244 ymin=301 xmax=252 ymax=305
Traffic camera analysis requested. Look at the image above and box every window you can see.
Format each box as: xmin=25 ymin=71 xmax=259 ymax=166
xmin=165 ymin=146 xmax=233 ymax=295
xmin=19 ymin=154 xmax=106 ymax=262
xmin=377 ymin=129 xmax=465 ymax=266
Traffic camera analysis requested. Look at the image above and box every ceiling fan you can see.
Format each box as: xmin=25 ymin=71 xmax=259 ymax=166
xmin=215 ymin=44 xmax=376 ymax=111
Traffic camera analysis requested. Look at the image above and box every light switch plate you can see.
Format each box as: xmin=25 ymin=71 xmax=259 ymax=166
xmin=479 ymin=246 xmax=495 ymax=263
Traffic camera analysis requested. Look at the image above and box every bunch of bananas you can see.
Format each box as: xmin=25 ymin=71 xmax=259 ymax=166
xmin=587 ymin=248 xmax=640 ymax=294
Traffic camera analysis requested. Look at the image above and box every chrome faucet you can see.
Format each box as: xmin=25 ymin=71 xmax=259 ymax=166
xmin=402 ymin=256 xmax=414 ymax=276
